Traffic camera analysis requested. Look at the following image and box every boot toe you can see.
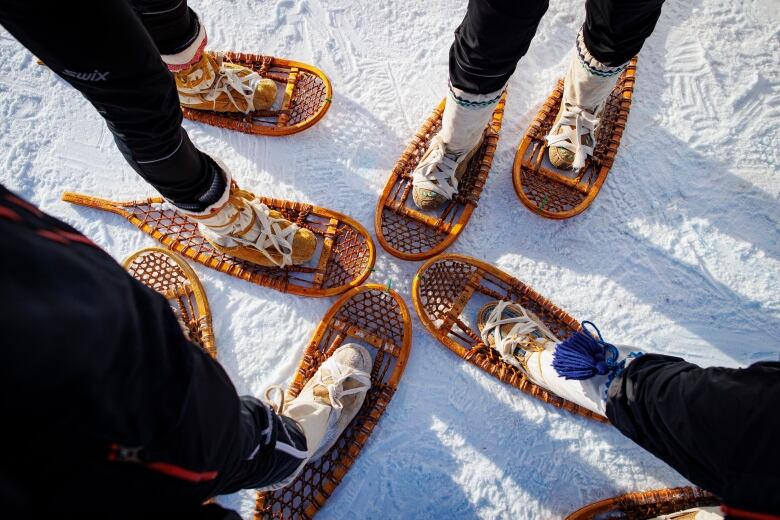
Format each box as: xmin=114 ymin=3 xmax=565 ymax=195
xmin=253 ymin=79 xmax=277 ymax=111
xmin=549 ymin=146 xmax=575 ymax=169
xmin=291 ymin=227 xmax=317 ymax=264
xmin=333 ymin=343 xmax=373 ymax=373
xmin=412 ymin=187 xmax=446 ymax=210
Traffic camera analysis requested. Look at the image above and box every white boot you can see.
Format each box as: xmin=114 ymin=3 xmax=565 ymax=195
xmin=411 ymin=84 xmax=502 ymax=210
xmin=546 ymin=29 xmax=629 ymax=170
xmin=477 ymin=300 xmax=642 ymax=417
xmin=182 ymin=163 xmax=316 ymax=268
xmin=259 ymin=343 xmax=372 ymax=491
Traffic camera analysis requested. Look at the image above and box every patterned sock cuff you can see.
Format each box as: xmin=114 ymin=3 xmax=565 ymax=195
xmin=576 ymin=28 xmax=628 ymax=78
xmin=447 ymin=81 xmax=504 ymax=109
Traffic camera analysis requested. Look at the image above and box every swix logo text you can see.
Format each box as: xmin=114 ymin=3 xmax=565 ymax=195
xmin=63 ymin=69 xmax=110 ymax=82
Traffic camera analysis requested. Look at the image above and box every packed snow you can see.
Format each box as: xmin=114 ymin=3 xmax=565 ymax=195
xmin=1 ymin=0 xmax=778 ymax=517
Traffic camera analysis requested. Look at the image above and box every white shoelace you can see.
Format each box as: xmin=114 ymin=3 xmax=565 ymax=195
xmin=179 ymin=52 xmax=261 ymax=114
xmin=412 ymin=135 xmax=464 ymax=200
xmin=545 ymin=102 xmax=600 ymax=169
xmin=243 ymin=202 xmax=298 ymax=267
xmin=315 ymin=355 xmax=372 ymax=412
xmin=480 ymin=301 xmax=560 ymax=369
xmin=202 ymin=199 xmax=299 ymax=267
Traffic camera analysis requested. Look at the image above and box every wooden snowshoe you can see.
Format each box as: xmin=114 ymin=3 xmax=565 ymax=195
xmin=254 ymin=284 xmax=411 ymax=519
xmin=512 ymin=57 xmax=637 ymax=219
xmin=123 ymin=247 xmax=216 ymax=359
xmin=412 ymin=253 xmax=606 ymax=422
xmin=375 ymin=93 xmax=506 ymax=260
xmin=181 ymin=52 xmax=332 ymax=136
xmin=63 ymin=192 xmax=375 ymax=298
xmin=566 ymin=486 xmax=719 ymax=519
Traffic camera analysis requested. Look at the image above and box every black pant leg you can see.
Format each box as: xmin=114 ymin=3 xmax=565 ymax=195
xmin=583 ymin=0 xmax=665 ymax=66
xmin=0 ymin=186 xmax=301 ymax=510
xmin=0 ymin=0 xmax=215 ymax=206
xmin=449 ymin=0 xmax=549 ymax=94
xmin=215 ymin=398 xmax=308 ymax=495
xmin=607 ymin=354 xmax=780 ymax=515
xmin=129 ymin=0 xmax=203 ymax=56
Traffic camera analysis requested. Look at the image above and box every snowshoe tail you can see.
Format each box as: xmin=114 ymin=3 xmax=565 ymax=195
xmin=124 ymin=247 xmax=217 ymax=359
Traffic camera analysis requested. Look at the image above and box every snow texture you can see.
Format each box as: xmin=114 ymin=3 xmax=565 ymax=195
xmin=1 ymin=0 xmax=778 ymax=517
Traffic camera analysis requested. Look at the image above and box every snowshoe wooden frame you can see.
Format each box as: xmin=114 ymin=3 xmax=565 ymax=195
xmin=181 ymin=52 xmax=333 ymax=137
xmin=566 ymin=486 xmax=718 ymax=519
xmin=254 ymin=284 xmax=412 ymax=519
xmin=512 ymin=58 xmax=637 ymax=219
xmin=62 ymin=192 xmax=375 ymax=298
xmin=412 ymin=253 xmax=606 ymax=422
xmin=123 ymin=247 xmax=217 ymax=359
xmin=375 ymin=93 xmax=506 ymax=260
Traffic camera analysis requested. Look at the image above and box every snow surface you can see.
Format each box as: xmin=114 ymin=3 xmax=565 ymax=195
xmin=1 ymin=0 xmax=778 ymax=517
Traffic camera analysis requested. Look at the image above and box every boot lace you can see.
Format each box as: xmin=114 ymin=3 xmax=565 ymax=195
xmin=481 ymin=301 xmax=560 ymax=369
xmin=204 ymin=195 xmax=300 ymax=267
xmin=412 ymin=135 xmax=464 ymax=199
xmin=546 ymin=102 xmax=600 ymax=169
xmin=242 ymin=200 xmax=299 ymax=267
xmin=178 ymin=52 xmax=262 ymax=114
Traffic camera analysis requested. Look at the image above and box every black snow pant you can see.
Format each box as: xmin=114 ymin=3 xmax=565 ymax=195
xmin=607 ymin=355 xmax=780 ymax=517
xmin=0 ymin=0 xmax=222 ymax=211
xmin=450 ymin=0 xmax=665 ymax=93
xmin=0 ymin=185 xmax=306 ymax=515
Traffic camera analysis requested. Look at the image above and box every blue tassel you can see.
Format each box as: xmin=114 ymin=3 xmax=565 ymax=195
xmin=552 ymin=321 xmax=619 ymax=380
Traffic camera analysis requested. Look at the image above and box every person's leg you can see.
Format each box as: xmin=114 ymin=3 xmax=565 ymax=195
xmin=0 ymin=185 xmax=358 ymax=509
xmin=474 ymin=298 xmax=778 ymax=513
xmin=0 ymin=0 xmax=217 ymax=208
xmin=449 ymin=0 xmax=549 ymax=94
xmin=474 ymin=300 xmax=779 ymax=514
xmin=583 ymin=0 xmax=665 ymax=67
xmin=202 ymin=397 xmax=309 ymax=495
xmin=129 ymin=0 xmax=206 ymax=70
xmin=413 ymin=0 xmax=549 ymax=210
xmin=0 ymin=0 xmax=317 ymax=266
xmin=218 ymin=342 xmax=373 ymax=494
xmin=607 ymin=355 xmax=780 ymax=516
xmin=547 ymin=0 xmax=665 ymax=169
xmin=130 ymin=0 xmax=277 ymax=113
xmin=0 ymin=184 xmax=292 ymax=510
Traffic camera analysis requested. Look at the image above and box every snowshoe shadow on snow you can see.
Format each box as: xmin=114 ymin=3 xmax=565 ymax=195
xmin=566 ymin=486 xmax=718 ymax=519
xmin=375 ymin=93 xmax=506 ymax=261
xmin=63 ymin=192 xmax=375 ymax=298
xmin=512 ymin=57 xmax=637 ymax=219
xmin=124 ymin=247 xmax=217 ymax=359
xmin=181 ymin=52 xmax=332 ymax=137
xmin=255 ymin=284 xmax=411 ymax=519
xmin=412 ymin=253 xmax=607 ymax=423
